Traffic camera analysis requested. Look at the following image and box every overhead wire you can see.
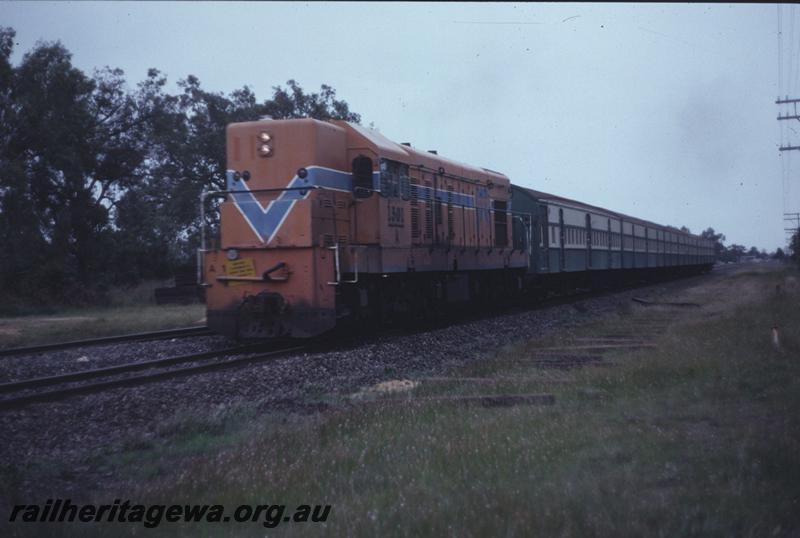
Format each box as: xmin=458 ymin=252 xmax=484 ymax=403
xmin=778 ymin=4 xmax=783 ymax=98
xmin=786 ymin=6 xmax=794 ymax=95
xmin=794 ymin=6 xmax=800 ymax=96
xmin=778 ymin=4 xmax=794 ymax=221
xmin=789 ymin=6 xmax=795 ymax=217
xmin=790 ymin=7 xmax=799 ymax=218
xmin=777 ymin=5 xmax=786 ymax=215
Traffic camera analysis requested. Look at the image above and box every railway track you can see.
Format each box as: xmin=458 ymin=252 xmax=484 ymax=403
xmin=0 ymin=343 xmax=305 ymax=410
xmin=0 ymin=326 xmax=214 ymax=358
xmin=0 ymin=268 xmax=723 ymax=411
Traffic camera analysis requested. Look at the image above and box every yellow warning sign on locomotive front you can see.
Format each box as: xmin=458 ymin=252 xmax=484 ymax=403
xmin=223 ymin=258 xmax=256 ymax=286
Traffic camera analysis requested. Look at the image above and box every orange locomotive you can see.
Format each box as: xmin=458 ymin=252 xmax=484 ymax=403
xmin=200 ymin=119 xmax=528 ymax=339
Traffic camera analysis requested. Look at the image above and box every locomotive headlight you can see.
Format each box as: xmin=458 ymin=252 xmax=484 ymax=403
xmin=226 ymin=249 xmax=239 ymax=261
xmin=257 ymin=132 xmax=274 ymax=157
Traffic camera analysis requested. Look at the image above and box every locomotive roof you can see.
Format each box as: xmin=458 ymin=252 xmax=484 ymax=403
xmin=341 ymin=121 xmax=508 ymax=184
xmin=515 ymin=185 xmax=704 ymax=240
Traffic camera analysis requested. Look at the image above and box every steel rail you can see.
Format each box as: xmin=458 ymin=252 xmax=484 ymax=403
xmin=0 ymin=326 xmax=213 ymax=358
xmin=0 ymin=345 xmax=306 ymax=410
xmin=0 ymin=343 xmax=268 ymax=394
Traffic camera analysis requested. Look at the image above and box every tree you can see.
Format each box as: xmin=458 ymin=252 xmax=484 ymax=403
xmin=0 ymin=39 xmax=153 ymax=298
xmin=725 ymin=244 xmax=746 ymax=263
xmin=790 ymin=230 xmax=800 ymax=267
xmin=0 ymin=27 xmax=41 ymax=295
xmin=0 ymin=27 xmax=15 ymax=147
xmin=774 ymin=248 xmax=786 ymax=261
xmin=700 ymin=227 xmax=726 ymax=260
xmin=0 ymin=29 xmax=364 ymax=303
xmin=262 ymin=79 xmax=361 ymax=123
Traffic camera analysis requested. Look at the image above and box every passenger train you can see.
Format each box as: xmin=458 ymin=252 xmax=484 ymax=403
xmin=199 ymin=118 xmax=714 ymax=339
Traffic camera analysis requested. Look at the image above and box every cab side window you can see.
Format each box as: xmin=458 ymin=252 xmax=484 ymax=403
xmin=380 ymin=159 xmax=410 ymax=199
xmin=352 ymin=155 xmax=374 ymax=198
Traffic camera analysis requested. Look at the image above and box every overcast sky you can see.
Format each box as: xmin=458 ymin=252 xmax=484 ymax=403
xmin=3 ymin=2 xmax=793 ymax=250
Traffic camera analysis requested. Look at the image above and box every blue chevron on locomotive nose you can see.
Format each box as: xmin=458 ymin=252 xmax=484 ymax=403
xmin=225 ymin=167 xmax=379 ymax=244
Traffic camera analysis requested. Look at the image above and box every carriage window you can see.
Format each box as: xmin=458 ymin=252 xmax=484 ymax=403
xmin=513 ymin=215 xmax=529 ymax=251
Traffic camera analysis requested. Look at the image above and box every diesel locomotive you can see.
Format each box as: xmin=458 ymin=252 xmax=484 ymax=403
xmin=199 ymin=118 xmax=714 ymax=340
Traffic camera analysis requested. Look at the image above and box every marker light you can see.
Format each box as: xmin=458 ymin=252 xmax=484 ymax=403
xmin=259 ymin=132 xmax=271 ymax=143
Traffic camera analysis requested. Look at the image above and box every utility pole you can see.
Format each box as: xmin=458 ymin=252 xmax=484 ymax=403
xmin=785 ymin=212 xmax=800 ymax=240
xmin=776 ymin=98 xmax=800 ymax=242
xmin=777 ymin=97 xmax=800 ymax=124
xmin=776 ymin=97 xmax=800 ymax=151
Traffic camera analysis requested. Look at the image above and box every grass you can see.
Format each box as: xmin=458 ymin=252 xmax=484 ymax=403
xmin=0 ymin=280 xmax=205 ymax=349
xmin=6 ymin=265 xmax=800 ymax=536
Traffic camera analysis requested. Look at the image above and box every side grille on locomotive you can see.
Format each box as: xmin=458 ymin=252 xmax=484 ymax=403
xmin=410 ymin=182 xmax=420 ymax=240
xmin=322 ymin=234 xmax=348 ymax=247
xmin=424 ymin=179 xmax=433 ymax=240
xmin=447 ymin=185 xmax=455 ymax=240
